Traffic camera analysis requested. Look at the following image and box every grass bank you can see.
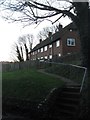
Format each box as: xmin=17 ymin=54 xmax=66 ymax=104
xmin=2 ymin=68 xmax=64 ymax=102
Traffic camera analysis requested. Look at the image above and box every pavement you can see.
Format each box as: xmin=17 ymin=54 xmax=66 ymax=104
xmin=38 ymin=69 xmax=77 ymax=85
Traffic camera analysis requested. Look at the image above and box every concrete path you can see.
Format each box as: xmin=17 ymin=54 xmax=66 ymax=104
xmin=38 ymin=69 xmax=77 ymax=85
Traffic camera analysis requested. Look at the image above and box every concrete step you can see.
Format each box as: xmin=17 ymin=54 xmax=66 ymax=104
xmin=61 ymin=91 xmax=80 ymax=99
xmin=51 ymin=84 xmax=81 ymax=119
xmin=60 ymin=97 xmax=80 ymax=105
xmin=56 ymin=102 xmax=78 ymax=111
xmin=63 ymin=86 xmax=80 ymax=92
xmin=2 ymin=114 xmax=31 ymax=120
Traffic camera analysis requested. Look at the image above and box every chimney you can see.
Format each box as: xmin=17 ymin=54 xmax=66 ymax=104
xmin=48 ymin=32 xmax=52 ymax=37
xmin=39 ymin=39 xmax=42 ymax=43
xmin=48 ymin=32 xmax=52 ymax=41
xmin=58 ymin=24 xmax=63 ymax=31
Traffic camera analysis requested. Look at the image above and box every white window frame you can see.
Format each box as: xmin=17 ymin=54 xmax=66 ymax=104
xmin=67 ymin=38 xmax=75 ymax=46
xmin=49 ymin=55 xmax=52 ymax=59
xmin=44 ymin=46 xmax=47 ymax=51
xmin=41 ymin=48 xmax=43 ymax=52
xmin=41 ymin=56 xmax=43 ymax=59
xmin=56 ymin=40 xmax=60 ymax=47
xmin=45 ymin=56 xmax=48 ymax=59
xmin=58 ymin=53 xmax=61 ymax=57
xmin=49 ymin=44 xmax=52 ymax=48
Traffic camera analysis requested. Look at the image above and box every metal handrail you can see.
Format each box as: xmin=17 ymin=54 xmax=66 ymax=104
xmin=39 ymin=61 xmax=88 ymax=118
xmin=80 ymin=67 xmax=87 ymax=93
xmin=40 ymin=61 xmax=87 ymax=93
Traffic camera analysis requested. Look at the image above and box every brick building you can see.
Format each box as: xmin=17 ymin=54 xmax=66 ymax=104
xmin=29 ymin=22 xmax=81 ymax=61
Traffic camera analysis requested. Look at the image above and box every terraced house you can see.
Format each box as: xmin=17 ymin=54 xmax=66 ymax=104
xmin=29 ymin=22 xmax=81 ymax=61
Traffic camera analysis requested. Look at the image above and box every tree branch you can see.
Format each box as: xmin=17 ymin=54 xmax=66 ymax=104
xmin=25 ymin=1 xmax=77 ymax=22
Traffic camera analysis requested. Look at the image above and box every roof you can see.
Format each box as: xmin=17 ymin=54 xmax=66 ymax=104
xmin=30 ymin=22 xmax=77 ymax=53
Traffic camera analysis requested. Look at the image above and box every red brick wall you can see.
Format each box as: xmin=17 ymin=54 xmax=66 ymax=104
xmin=29 ymin=29 xmax=81 ymax=60
xmin=61 ymin=30 xmax=81 ymax=56
xmin=53 ymin=40 xmax=62 ymax=56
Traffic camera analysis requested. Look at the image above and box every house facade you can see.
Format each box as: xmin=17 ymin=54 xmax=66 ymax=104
xmin=29 ymin=22 xmax=81 ymax=61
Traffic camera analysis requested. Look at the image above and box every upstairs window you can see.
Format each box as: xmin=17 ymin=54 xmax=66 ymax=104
xmin=44 ymin=46 xmax=47 ymax=51
xmin=56 ymin=40 xmax=60 ymax=47
xmin=41 ymin=48 xmax=43 ymax=52
xmin=49 ymin=44 xmax=52 ymax=48
xmin=67 ymin=38 xmax=75 ymax=46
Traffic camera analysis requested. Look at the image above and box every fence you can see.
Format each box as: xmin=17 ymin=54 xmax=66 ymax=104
xmin=2 ymin=60 xmax=38 ymax=72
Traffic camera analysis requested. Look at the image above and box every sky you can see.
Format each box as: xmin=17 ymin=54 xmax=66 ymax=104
xmin=0 ymin=15 xmax=71 ymax=62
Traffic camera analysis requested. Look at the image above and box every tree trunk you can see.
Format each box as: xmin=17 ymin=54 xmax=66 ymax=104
xmin=74 ymin=2 xmax=89 ymax=69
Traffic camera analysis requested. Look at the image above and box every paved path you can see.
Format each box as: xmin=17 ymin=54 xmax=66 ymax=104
xmin=38 ymin=69 xmax=77 ymax=85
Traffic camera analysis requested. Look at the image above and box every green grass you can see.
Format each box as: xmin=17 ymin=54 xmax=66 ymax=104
xmin=45 ymin=64 xmax=85 ymax=84
xmin=2 ymin=68 xmax=64 ymax=102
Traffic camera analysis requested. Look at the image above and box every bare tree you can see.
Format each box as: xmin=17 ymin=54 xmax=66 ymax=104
xmin=16 ymin=44 xmax=24 ymax=62
xmin=37 ymin=23 xmax=62 ymax=40
xmin=11 ymin=34 xmax=33 ymax=62
xmin=1 ymin=0 xmax=89 ymax=69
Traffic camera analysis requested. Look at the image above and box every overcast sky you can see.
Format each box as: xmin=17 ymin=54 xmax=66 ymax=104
xmin=0 ymin=0 xmax=73 ymax=62
xmin=0 ymin=15 xmax=71 ymax=62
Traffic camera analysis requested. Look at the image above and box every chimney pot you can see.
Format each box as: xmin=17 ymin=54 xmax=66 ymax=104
xmin=39 ymin=39 xmax=42 ymax=43
xmin=48 ymin=32 xmax=52 ymax=37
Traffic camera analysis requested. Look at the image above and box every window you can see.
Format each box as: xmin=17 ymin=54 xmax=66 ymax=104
xmin=49 ymin=55 xmax=52 ymax=59
xmin=44 ymin=46 xmax=47 ymax=51
xmin=41 ymin=48 xmax=43 ymax=52
xmin=45 ymin=56 xmax=48 ymax=59
xmin=67 ymin=38 xmax=75 ymax=46
xmin=69 ymin=29 xmax=73 ymax=32
xmin=41 ymin=56 xmax=43 ymax=59
xmin=49 ymin=44 xmax=52 ymax=48
xmin=58 ymin=53 xmax=61 ymax=57
xmin=38 ymin=49 xmax=40 ymax=52
xmin=56 ymin=40 xmax=60 ymax=47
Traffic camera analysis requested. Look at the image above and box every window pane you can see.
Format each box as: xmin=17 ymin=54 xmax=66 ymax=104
xmin=49 ymin=55 xmax=52 ymax=59
xmin=58 ymin=53 xmax=61 ymax=57
xmin=49 ymin=44 xmax=52 ymax=48
xmin=67 ymin=38 xmax=75 ymax=46
xmin=45 ymin=56 xmax=48 ymax=59
xmin=44 ymin=46 xmax=47 ymax=51
xmin=41 ymin=48 xmax=43 ymax=52
xmin=56 ymin=40 xmax=60 ymax=47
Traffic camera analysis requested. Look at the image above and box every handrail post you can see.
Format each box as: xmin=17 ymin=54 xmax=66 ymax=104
xmin=80 ymin=68 xmax=87 ymax=93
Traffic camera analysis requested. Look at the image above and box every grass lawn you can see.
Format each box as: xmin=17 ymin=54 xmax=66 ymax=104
xmin=2 ymin=68 xmax=64 ymax=102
